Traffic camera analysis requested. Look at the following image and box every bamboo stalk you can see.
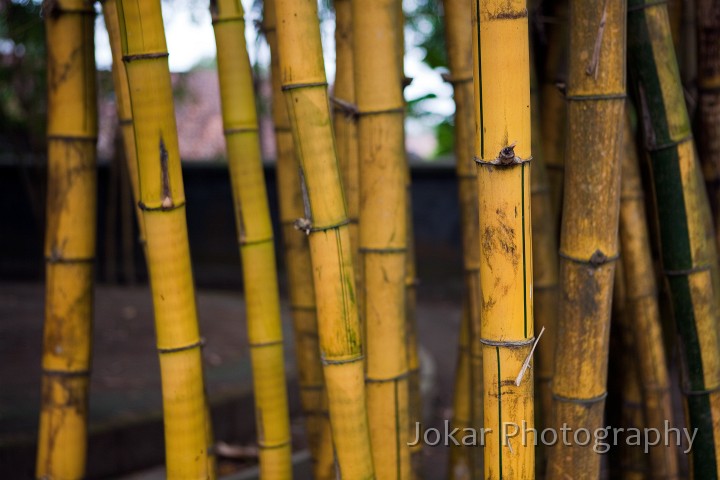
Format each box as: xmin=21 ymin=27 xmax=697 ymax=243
xmin=36 ymin=1 xmax=97 ymax=477
xmin=263 ymin=2 xmax=334 ymax=477
xmin=540 ymin=0 xmax=568 ymax=226
xmin=274 ymin=0 xmax=374 ymax=477
xmin=396 ymin=5 xmax=424 ymax=475
xmin=447 ymin=304 xmax=473 ymax=480
xmin=211 ymin=2 xmax=291 ymax=477
xmin=619 ymin=114 xmax=679 ymax=479
xmin=627 ymin=1 xmax=720 ymax=475
xmin=472 ymin=0 xmax=535 ymax=477
xmin=442 ymin=0 xmax=482 ymax=477
xmin=333 ymin=0 xmax=359 ymax=262
xmin=116 ymin=1 xmax=209 ymax=476
xmin=101 ymin=0 xmax=145 ymax=252
xmin=546 ymin=0 xmax=626 ymax=477
xmin=613 ymin=263 xmax=648 ymax=480
xmin=530 ymin=60 xmax=559 ymax=477
xmin=353 ymin=0 xmax=411 ymax=477
xmin=696 ymin=0 xmax=720 ymax=255
xmin=405 ymin=179 xmax=423 ymax=478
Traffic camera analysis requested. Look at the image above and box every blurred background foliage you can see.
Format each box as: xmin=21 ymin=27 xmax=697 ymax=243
xmin=0 ymin=0 xmax=46 ymax=154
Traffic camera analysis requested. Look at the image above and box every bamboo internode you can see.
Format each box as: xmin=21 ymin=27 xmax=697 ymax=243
xmin=37 ymin=1 xmax=97 ymax=477
xmin=628 ymin=1 xmax=720 ymax=477
xmin=116 ymin=1 xmax=210 ymax=476
xmin=547 ymin=0 xmax=626 ymax=477
xmin=274 ymin=0 xmax=375 ymax=477
xmin=472 ymin=0 xmax=535 ymax=478
xmin=211 ymin=1 xmax=292 ymax=477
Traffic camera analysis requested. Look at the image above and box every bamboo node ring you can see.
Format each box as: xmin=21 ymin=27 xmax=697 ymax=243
xmin=157 ymin=338 xmax=205 ymax=354
xmin=479 ymin=337 xmax=535 ymax=348
xmin=552 ymin=391 xmax=608 ymax=405
xmin=330 ymin=96 xmax=359 ymax=118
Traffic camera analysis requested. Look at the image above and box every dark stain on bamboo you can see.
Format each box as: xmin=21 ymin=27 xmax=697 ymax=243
xmin=159 ymin=135 xmax=172 ymax=207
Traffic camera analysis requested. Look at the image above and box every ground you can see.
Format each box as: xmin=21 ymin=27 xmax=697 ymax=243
xmin=0 ymin=281 xmax=462 ymax=479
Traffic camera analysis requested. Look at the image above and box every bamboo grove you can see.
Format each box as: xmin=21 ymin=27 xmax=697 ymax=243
xmin=24 ymin=0 xmax=720 ymax=478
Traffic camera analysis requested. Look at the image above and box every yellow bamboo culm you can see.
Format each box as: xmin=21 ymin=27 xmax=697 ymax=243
xmin=263 ymin=2 xmax=335 ymax=477
xmin=211 ymin=1 xmax=291 ymax=477
xmin=443 ymin=0 xmax=482 ymax=477
xmin=619 ymin=115 xmax=679 ymax=479
xmin=353 ymin=0 xmax=410 ymax=477
xmin=471 ymin=0 xmax=534 ymax=478
xmin=101 ymin=0 xmax=145 ymax=249
xmin=546 ymin=0 xmax=626 ymax=477
xmin=36 ymin=1 xmax=97 ymax=477
xmin=333 ymin=0 xmax=360 ymax=263
xmin=274 ymin=0 xmax=374 ymax=477
xmin=116 ymin=1 xmax=210 ymax=477
xmin=394 ymin=5 xmax=424 ymax=474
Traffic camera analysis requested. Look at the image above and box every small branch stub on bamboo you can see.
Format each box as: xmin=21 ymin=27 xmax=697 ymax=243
xmin=474 ymin=143 xmax=532 ymax=166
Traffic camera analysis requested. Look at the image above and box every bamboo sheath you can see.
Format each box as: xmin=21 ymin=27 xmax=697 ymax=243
xmin=353 ymin=0 xmax=411 ymax=477
xmin=442 ymin=0 xmax=482 ymax=477
xmin=696 ymin=0 xmax=720 ymax=255
xmin=472 ymin=0 xmax=535 ymax=478
xmin=274 ymin=0 xmax=375 ymax=477
xmin=263 ymin=2 xmax=334 ymax=477
xmin=211 ymin=1 xmax=292 ymax=477
xmin=101 ymin=0 xmax=145 ymax=250
xmin=628 ymin=1 xmax=720 ymax=477
xmin=619 ymin=115 xmax=679 ymax=479
xmin=613 ymin=262 xmax=647 ymax=480
xmin=37 ymin=1 xmax=97 ymax=477
xmin=116 ymin=1 xmax=210 ymax=477
xmin=540 ymin=0 xmax=568 ymax=226
xmin=546 ymin=0 xmax=626 ymax=478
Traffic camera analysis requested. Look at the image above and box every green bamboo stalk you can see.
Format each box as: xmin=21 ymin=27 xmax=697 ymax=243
xmin=628 ymin=1 xmax=720 ymax=477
